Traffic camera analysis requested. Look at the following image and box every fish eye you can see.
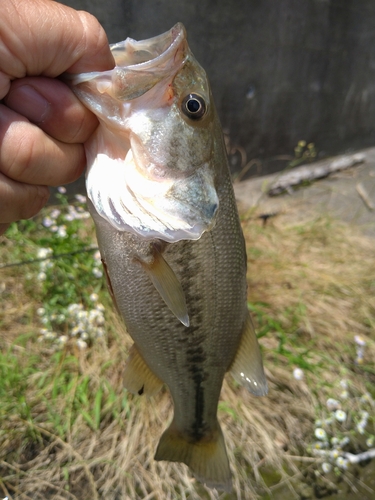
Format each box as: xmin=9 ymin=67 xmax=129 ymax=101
xmin=181 ymin=93 xmax=207 ymax=120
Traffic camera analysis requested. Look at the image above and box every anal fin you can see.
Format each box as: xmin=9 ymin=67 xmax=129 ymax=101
xmin=138 ymin=248 xmax=189 ymax=327
xmin=123 ymin=344 xmax=163 ymax=397
xmin=155 ymin=420 xmax=232 ymax=492
xmin=229 ymin=312 xmax=268 ymax=396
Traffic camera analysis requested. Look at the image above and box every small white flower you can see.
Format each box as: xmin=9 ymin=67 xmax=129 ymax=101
xmin=293 ymin=368 xmax=304 ymax=380
xmin=354 ymin=335 xmax=366 ymax=347
xmin=339 ymin=379 xmax=348 ymax=389
xmin=336 ymin=457 xmax=349 ymax=469
xmin=366 ymin=436 xmax=374 ymax=447
xmin=360 ymin=393 xmax=374 ymax=404
xmin=80 ymin=332 xmax=89 ymax=340
xmin=313 ymin=441 xmax=325 ymax=449
xmin=50 ymin=209 xmax=61 ymax=220
xmin=90 ymin=293 xmax=99 ymax=302
xmin=77 ymin=310 xmax=87 ymax=320
xmin=71 ymin=326 xmax=81 ymax=337
xmin=37 ymin=247 xmax=53 ymax=259
xmin=330 ymin=449 xmax=340 ymax=459
xmin=42 ymin=216 xmax=53 ymax=228
xmin=335 ymin=410 xmax=347 ymax=422
xmin=331 ymin=437 xmax=339 ymax=446
xmin=356 ymin=421 xmax=366 ymax=434
xmin=37 ymin=272 xmax=47 ymax=281
xmin=57 ymin=186 xmax=66 ymax=194
xmin=340 ymin=436 xmax=350 ymax=447
xmin=322 ymin=462 xmax=332 ymax=474
xmin=37 ymin=307 xmax=45 ymax=316
xmin=96 ymin=328 xmax=105 ymax=338
xmin=315 ymin=428 xmax=327 ymax=441
xmin=64 ymin=213 xmax=75 ymax=222
xmin=75 ymin=194 xmax=87 ymax=203
xmin=76 ymin=339 xmax=87 ymax=350
xmin=57 ymin=225 xmax=67 ymax=238
xmin=340 ymin=390 xmax=349 ymax=400
xmin=45 ymin=331 xmax=57 ymax=340
xmin=50 ymin=225 xmax=58 ymax=232
xmin=92 ymin=268 xmax=103 ymax=278
xmin=93 ymin=250 xmax=101 ymax=262
xmin=58 ymin=335 xmax=68 ymax=344
xmin=326 ymin=398 xmax=340 ymax=411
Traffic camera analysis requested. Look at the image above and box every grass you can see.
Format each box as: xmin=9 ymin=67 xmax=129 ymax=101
xmin=0 ymin=192 xmax=374 ymax=499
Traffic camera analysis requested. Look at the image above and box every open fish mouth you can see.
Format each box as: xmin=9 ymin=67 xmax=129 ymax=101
xmin=110 ymin=23 xmax=186 ymax=69
xmin=70 ymin=23 xmax=188 ymax=102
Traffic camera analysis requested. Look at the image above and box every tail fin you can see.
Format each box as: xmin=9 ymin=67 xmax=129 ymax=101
xmin=154 ymin=421 xmax=232 ymax=492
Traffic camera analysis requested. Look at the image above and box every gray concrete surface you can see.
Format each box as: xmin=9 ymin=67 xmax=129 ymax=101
xmin=234 ymin=147 xmax=375 ymax=238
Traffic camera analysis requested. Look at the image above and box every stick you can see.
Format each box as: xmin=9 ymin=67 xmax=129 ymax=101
xmin=268 ymin=153 xmax=365 ymax=196
xmin=356 ymin=183 xmax=375 ymax=211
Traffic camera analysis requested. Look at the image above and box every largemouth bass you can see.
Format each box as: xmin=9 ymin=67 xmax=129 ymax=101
xmin=70 ymin=23 xmax=267 ymax=491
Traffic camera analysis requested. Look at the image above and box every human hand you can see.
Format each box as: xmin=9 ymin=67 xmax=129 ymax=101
xmin=0 ymin=0 xmax=115 ymax=235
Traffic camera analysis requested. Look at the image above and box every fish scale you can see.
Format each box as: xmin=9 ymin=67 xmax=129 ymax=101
xmin=70 ymin=23 xmax=267 ymax=491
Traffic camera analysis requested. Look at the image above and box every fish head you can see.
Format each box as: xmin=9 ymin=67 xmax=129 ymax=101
xmin=69 ymin=23 xmax=219 ymax=242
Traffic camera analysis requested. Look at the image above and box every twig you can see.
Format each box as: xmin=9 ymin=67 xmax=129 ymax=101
xmin=343 ymin=448 xmax=375 ymax=464
xmin=313 ymin=448 xmax=375 ymax=464
xmin=356 ymin=183 xmax=375 ymax=211
xmin=268 ymin=153 xmax=365 ymax=196
xmin=284 ymin=455 xmax=319 ymax=463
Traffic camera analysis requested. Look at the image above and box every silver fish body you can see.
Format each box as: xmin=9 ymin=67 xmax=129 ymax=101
xmin=70 ymin=24 xmax=267 ymax=491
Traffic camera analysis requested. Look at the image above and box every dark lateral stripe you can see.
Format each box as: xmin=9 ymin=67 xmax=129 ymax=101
xmin=190 ymin=370 xmax=206 ymax=441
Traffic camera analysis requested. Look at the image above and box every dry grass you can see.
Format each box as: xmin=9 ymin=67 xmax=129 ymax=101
xmin=1 ymin=210 xmax=374 ymax=500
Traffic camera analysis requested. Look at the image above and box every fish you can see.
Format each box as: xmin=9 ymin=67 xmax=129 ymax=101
xmin=69 ymin=23 xmax=267 ymax=491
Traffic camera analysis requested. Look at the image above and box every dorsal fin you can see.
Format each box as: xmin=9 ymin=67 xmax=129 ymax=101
xmin=137 ymin=248 xmax=190 ymax=327
xmin=229 ymin=313 xmax=268 ymax=396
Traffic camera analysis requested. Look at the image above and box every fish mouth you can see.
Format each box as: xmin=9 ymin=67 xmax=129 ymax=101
xmin=110 ymin=23 xmax=187 ymax=70
xmin=69 ymin=24 xmax=189 ymax=102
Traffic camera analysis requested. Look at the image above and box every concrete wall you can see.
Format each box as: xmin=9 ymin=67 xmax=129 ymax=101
xmin=61 ymin=0 xmax=375 ymax=175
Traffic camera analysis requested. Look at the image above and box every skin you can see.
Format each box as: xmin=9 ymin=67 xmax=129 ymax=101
xmin=0 ymin=0 xmax=115 ymax=235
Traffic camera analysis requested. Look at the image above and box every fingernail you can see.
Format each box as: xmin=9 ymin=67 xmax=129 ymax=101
xmin=6 ymin=85 xmax=50 ymax=124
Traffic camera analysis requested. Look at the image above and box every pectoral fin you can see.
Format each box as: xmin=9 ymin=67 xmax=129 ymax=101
xmin=124 ymin=344 xmax=163 ymax=397
xmin=138 ymin=250 xmax=190 ymax=327
xmin=229 ymin=313 xmax=268 ymax=396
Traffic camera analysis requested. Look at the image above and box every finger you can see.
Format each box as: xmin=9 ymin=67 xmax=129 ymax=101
xmin=0 ymin=172 xmax=50 ymax=224
xmin=4 ymin=77 xmax=99 ymax=143
xmin=1 ymin=1 xmax=114 ymax=84
xmin=0 ymin=104 xmax=85 ymax=186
